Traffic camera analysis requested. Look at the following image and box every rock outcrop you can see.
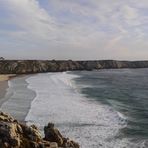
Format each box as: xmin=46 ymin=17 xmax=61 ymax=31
xmin=0 ymin=60 xmax=148 ymax=74
xmin=0 ymin=112 xmax=79 ymax=148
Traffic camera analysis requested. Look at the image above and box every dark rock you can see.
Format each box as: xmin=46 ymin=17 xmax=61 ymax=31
xmin=44 ymin=123 xmax=79 ymax=148
xmin=0 ymin=60 xmax=148 ymax=74
xmin=44 ymin=123 xmax=63 ymax=146
xmin=0 ymin=112 xmax=79 ymax=148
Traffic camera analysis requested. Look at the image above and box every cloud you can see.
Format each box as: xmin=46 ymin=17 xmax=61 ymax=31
xmin=122 ymin=5 xmax=138 ymax=20
xmin=105 ymin=36 xmax=123 ymax=50
xmin=0 ymin=0 xmax=148 ymax=60
xmin=1 ymin=0 xmax=57 ymax=44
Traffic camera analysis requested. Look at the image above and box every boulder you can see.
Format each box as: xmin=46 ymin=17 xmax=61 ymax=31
xmin=44 ymin=123 xmax=64 ymax=146
xmin=44 ymin=123 xmax=79 ymax=148
xmin=0 ymin=112 xmax=79 ymax=148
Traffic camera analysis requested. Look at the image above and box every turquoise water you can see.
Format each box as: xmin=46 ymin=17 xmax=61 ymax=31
xmin=71 ymin=68 xmax=148 ymax=144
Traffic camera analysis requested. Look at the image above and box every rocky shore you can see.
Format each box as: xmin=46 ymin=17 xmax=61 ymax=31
xmin=0 ymin=112 xmax=79 ymax=148
xmin=0 ymin=60 xmax=148 ymax=74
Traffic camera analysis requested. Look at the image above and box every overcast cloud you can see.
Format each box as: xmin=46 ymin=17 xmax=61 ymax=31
xmin=0 ymin=0 xmax=148 ymax=60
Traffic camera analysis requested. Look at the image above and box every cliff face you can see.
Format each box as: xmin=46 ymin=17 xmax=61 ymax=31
xmin=0 ymin=60 xmax=148 ymax=74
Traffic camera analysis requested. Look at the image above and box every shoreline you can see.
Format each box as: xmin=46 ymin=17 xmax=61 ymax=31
xmin=0 ymin=74 xmax=37 ymax=122
xmin=0 ymin=74 xmax=16 ymax=82
xmin=0 ymin=81 xmax=8 ymax=105
xmin=0 ymin=74 xmax=16 ymax=107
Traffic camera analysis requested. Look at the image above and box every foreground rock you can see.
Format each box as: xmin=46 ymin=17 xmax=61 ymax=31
xmin=0 ymin=112 xmax=79 ymax=148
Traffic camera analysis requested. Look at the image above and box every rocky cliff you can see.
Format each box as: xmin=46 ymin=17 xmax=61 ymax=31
xmin=0 ymin=60 xmax=148 ymax=74
xmin=0 ymin=112 xmax=79 ymax=148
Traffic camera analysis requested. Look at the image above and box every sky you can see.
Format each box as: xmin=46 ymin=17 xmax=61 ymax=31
xmin=0 ymin=0 xmax=148 ymax=60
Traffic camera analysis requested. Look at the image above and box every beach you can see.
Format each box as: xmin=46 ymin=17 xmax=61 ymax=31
xmin=0 ymin=74 xmax=15 ymax=82
xmin=0 ymin=74 xmax=16 ymax=106
xmin=0 ymin=74 xmax=36 ymax=122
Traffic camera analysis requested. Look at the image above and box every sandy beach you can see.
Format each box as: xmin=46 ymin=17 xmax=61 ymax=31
xmin=0 ymin=75 xmax=12 ymax=98
xmin=0 ymin=74 xmax=16 ymax=82
xmin=0 ymin=74 xmax=36 ymax=121
xmin=0 ymin=74 xmax=16 ymax=106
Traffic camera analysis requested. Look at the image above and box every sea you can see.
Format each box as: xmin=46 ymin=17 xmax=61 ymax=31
xmin=1 ymin=68 xmax=148 ymax=148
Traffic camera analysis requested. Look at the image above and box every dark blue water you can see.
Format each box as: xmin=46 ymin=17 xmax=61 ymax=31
xmin=71 ymin=69 xmax=148 ymax=144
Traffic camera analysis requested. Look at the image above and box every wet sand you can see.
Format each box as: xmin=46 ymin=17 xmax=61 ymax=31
xmin=0 ymin=74 xmax=16 ymax=106
xmin=0 ymin=74 xmax=36 ymax=122
xmin=0 ymin=81 xmax=8 ymax=100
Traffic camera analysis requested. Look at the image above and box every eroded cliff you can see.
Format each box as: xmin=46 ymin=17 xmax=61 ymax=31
xmin=0 ymin=60 xmax=148 ymax=74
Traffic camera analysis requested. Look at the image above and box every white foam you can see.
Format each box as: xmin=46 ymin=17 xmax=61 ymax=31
xmin=117 ymin=112 xmax=127 ymax=120
xmin=25 ymin=72 xmax=134 ymax=148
